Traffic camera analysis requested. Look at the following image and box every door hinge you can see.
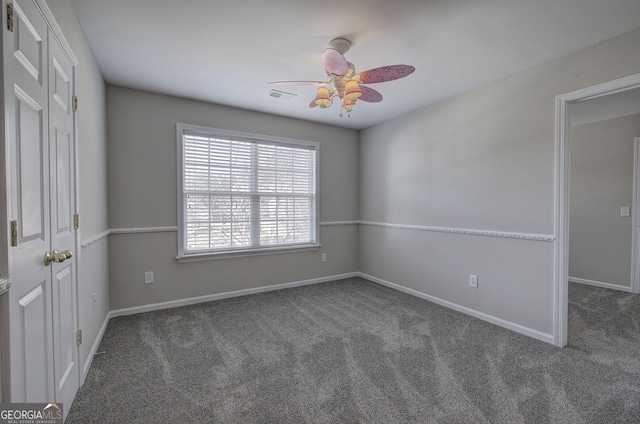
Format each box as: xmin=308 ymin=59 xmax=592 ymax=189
xmin=10 ymin=220 xmax=18 ymax=246
xmin=76 ymin=330 xmax=82 ymax=346
xmin=74 ymin=214 xmax=79 ymax=229
xmin=7 ymin=3 xmax=14 ymax=32
xmin=72 ymin=95 xmax=78 ymax=112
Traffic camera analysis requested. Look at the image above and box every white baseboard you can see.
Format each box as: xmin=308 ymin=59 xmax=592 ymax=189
xmin=110 ymin=272 xmax=359 ymax=318
xmin=82 ymin=311 xmax=111 ymax=380
xmin=568 ymin=276 xmax=632 ymax=293
xmin=358 ymin=272 xmax=554 ymax=345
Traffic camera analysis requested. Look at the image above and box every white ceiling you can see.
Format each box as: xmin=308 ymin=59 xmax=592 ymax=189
xmin=69 ymin=0 xmax=640 ymax=130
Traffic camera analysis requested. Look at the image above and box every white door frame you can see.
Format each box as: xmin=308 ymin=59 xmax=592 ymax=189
xmin=632 ymin=138 xmax=640 ymax=295
xmin=554 ymin=72 xmax=640 ymax=347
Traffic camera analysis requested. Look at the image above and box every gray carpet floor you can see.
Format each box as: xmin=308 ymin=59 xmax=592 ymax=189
xmin=568 ymin=282 xmax=640 ymax=360
xmin=66 ymin=278 xmax=640 ymax=423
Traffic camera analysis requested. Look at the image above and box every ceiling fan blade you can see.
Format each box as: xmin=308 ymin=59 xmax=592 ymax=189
xmin=309 ymin=100 xmax=318 ymax=108
xmin=357 ymin=65 xmax=415 ymax=84
xmin=322 ymin=48 xmax=348 ymax=76
xmin=359 ymin=86 xmax=383 ymax=103
xmin=268 ymin=80 xmax=324 ymax=86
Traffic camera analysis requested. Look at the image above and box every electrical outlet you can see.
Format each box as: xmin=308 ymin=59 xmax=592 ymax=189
xmin=469 ymin=274 xmax=478 ymax=288
xmin=92 ymin=293 xmax=97 ymax=310
xmin=144 ymin=271 xmax=154 ymax=284
xmin=321 ymin=253 xmax=327 ymax=263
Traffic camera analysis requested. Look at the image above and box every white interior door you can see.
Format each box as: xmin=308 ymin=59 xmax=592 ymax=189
xmin=6 ymin=0 xmax=54 ymax=403
xmin=48 ymin=25 xmax=79 ymax=413
xmin=5 ymin=0 xmax=79 ymax=416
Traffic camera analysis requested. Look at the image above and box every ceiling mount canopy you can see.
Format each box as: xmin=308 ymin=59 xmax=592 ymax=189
xmin=327 ymin=37 xmax=351 ymax=54
xmin=269 ymin=38 xmax=415 ymax=118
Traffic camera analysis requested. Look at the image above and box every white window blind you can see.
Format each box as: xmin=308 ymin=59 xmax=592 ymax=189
xmin=178 ymin=124 xmax=318 ymax=258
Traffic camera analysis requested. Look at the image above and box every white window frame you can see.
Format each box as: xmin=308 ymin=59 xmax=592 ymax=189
xmin=176 ymin=123 xmax=320 ymax=262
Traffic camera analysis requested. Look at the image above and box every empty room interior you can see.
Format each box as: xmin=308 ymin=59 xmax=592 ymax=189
xmin=1 ymin=0 xmax=640 ymax=422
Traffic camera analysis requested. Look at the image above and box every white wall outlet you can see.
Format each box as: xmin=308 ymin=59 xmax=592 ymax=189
xmin=321 ymin=253 xmax=327 ymax=263
xmin=144 ymin=271 xmax=154 ymax=284
xmin=92 ymin=293 xmax=97 ymax=310
xmin=469 ymin=274 xmax=478 ymax=288
xmin=621 ymin=206 xmax=630 ymax=217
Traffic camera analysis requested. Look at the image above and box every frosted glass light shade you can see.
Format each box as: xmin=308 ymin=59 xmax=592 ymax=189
xmin=344 ymin=80 xmax=361 ymax=101
xmin=341 ymin=97 xmax=356 ymax=112
xmin=314 ymin=87 xmax=331 ymax=106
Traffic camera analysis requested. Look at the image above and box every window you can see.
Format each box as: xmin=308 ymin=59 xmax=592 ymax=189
xmin=177 ymin=123 xmax=319 ymax=261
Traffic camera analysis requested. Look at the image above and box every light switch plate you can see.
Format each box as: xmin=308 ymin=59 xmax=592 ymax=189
xmin=621 ymin=207 xmax=630 ymax=217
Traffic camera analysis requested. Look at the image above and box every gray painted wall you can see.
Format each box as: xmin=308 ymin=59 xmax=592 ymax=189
xmin=569 ymin=114 xmax=640 ymax=288
xmin=358 ymin=28 xmax=640 ymax=336
xmin=107 ymin=86 xmax=359 ymax=310
xmin=45 ymin=0 xmax=110 ymax=373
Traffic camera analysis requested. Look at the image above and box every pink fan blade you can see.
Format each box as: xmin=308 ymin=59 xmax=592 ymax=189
xmin=322 ymin=48 xmax=348 ymax=76
xmin=357 ymin=65 xmax=415 ymax=84
xmin=268 ymin=81 xmax=323 ymax=86
xmin=309 ymin=100 xmax=318 ymax=108
xmin=359 ymin=86 xmax=383 ymax=103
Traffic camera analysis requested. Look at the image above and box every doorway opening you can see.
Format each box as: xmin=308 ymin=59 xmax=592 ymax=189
xmin=554 ymin=72 xmax=640 ymax=347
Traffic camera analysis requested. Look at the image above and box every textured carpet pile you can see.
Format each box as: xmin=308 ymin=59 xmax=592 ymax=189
xmin=67 ymin=278 xmax=640 ymax=423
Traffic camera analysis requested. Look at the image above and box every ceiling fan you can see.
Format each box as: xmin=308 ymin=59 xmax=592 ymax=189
xmin=268 ymin=38 xmax=416 ymax=117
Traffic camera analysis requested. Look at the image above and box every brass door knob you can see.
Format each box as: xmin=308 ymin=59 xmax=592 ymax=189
xmin=44 ymin=249 xmax=73 ymax=266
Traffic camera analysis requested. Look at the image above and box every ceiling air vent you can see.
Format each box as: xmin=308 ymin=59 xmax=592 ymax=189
xmin=267 ymin=89 xmax=297 ymax=101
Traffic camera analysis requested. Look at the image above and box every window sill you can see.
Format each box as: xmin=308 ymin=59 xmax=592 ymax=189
xmin=176 ymin=243 xmax=322 ymax=263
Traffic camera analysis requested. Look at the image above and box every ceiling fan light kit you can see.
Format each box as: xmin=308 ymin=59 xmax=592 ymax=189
xmin=269 ymin=38 xmax=415 ymax=118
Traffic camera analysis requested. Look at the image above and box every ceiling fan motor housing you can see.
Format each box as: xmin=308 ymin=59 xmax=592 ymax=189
xmin=333 ymin=79 xmax=347 ymax=98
